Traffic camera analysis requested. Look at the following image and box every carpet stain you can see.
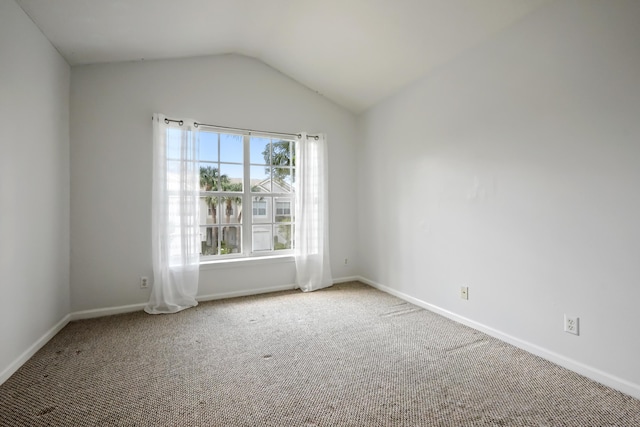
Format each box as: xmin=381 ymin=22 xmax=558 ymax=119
xmin=380 ymin=307 xmax=422 ymax=317
xmin=262 ymin=354 xmax=272 ymax=359
xmin=389 ymin=302 xmax=409 ymax=308
xmin=445 ymin=338 xmax=488 ymax=354
xmin=36 ymin=406 xmax=56 ymax=416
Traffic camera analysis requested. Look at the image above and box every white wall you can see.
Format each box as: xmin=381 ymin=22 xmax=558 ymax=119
xmin=358 ymin=0 xmax=640 ymax=396
xmin=70 ymin=54 xmax=358 ymax=312
xmin=0 ymin=0 xmax=70 ymax=381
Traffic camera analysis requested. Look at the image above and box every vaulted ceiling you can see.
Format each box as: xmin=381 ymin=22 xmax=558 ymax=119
xmin=16 ymin=0 xmax=552 ymax=113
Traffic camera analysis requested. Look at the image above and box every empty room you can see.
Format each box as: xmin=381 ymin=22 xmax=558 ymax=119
xmin=1 ymin=0 xmax=640 ymax=425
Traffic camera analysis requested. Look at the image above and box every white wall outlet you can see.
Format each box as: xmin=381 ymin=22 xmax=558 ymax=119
xmin=461 ymin=286 xmax=469 ymax=300
xmin=564 ymin=315 xmax=579 ymax=335
xmin=140 ymin=276 xmax=149 ymax=289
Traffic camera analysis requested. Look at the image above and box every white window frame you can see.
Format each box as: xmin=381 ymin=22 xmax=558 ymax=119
xmin=199 ymin=131 xmax=295 ymax=262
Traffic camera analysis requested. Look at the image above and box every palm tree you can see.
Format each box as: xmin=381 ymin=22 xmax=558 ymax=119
xmin=262 ymin=140 xmax=294 ymax=183
xmin=200 ymin=166 xmax=222 ymax=255
xmin=222 ymin=182 xmax=243 ymax=224
xmin=219 ymin=181 xmax=242 ymax=254
xmin=200 ymin=166 xmax=245 ymax=254
xmin=200 ymin=165 xmax=220 ymax=192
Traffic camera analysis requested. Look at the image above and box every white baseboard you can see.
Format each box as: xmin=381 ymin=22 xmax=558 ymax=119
xmin=0 ymin=314 xmax=71 ymax=385
xmin=358 ymin=276 xmax=640 ymax=401
xmin=333 ymin=275 xmax=360 ymax=284
xmin=71 ymin=278 xmax=355 ymax=320
xmin=197 ymin=284 xmax=297 ymax=302
xmin=2 ymin=279 xmax=354 ymax=386
xmin=70 ymin=302 xmax=147 ymax=320
xmin=71 ymin=286 xmax=299 ymax=320
xmin=197 ymin=276 xmax=359 ymax=301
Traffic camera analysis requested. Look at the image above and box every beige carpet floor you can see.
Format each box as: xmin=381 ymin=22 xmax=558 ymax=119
xmin=1 ymin=281 xmax=639 ymax=426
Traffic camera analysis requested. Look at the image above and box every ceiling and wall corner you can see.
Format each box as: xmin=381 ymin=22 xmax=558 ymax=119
xmin=15 ymin=0 xmax=553 ymax=113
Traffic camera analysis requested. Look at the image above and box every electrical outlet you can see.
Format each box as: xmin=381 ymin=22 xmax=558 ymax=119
xmin=460 ymin=286 xmax=469 ymax=300
xmin=564 ymin=315 xmax=579 ymax=335
xmin=140 ymin=276 xmax=149 ymax=289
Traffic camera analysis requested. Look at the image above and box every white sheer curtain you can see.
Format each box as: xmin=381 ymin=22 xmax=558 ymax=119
xmin=295 ymin=133 xmax=333 ymax=292
xmin=145 ymin=114 xmax=200 ymax=314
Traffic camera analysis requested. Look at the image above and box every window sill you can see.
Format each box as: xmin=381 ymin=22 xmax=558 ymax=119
xmin=199 ymin=254 xmax=295 ymax=270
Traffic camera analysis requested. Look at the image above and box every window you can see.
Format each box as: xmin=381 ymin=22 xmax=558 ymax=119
xmin=252 ymin=200 xmax=267 ymax=217
xmin=199 ymin=131 xmax=295 ymax=260
xmin=275 ymin=201 xmax=291 ymax=216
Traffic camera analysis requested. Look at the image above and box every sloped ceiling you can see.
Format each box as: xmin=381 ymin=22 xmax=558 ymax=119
xmin=16 ymin=0 xmax=552 ymax=113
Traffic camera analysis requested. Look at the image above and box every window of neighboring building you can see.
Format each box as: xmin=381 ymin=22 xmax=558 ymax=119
xmin=275 ymin=201 xmax=291 ymax=216
xmin=252 ymin=200 xmax=267 ymax=217
xmin=199 ymin=131 xmax=295 ymax=260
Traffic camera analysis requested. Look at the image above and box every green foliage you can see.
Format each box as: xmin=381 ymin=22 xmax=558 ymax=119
xmin=199 ymin=166 xmax=220 ymax=191
xmin=200 ymin=166 xmax=243 ymax=255
xmin=262 ymin=140 xmax=294 ymax=182
xmin=219 ymin=241 xmax=230 ymax=255
xmin=200 ymin=166 xmax=243 ymax=221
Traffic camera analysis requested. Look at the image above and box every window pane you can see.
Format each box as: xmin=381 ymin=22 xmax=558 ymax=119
xmin=199 ymin=165 xmax=220 ymax=191
xmin=220 ymin=133 xmax=243 ymax=163
xmin=199 ymin=131 xmax=218 ymax=162
xmin=250 ymin=165 xmax=271 ymax=192
xmin=272 ymin=168 xmax=293 ymax=192
xmin=167 ymin=160 xmax=182 ymax=191
xmin=274 ymin=224 xmax=292 ymax=250
xmin=252 ymin=225 xmax=272 ymax=252
xmin=200 ymin=226 xmax=219 ymax=256
xmin=272 ymin=140 xmax=293 ymax=166
xmin=220 ymin=197 xmax=242 ymax=224
xmin=252 ymin=197 xmax=271 ymax=224
xmin=291 ymin=167 xmax=296 ymax=192
xmin=250 ymin=137 xmax=270 ymax=165
xmin=220 ymin=163 xmax=243 ymax=191
xmin=221 ymin=225 xmax=241 ymax=254
xmin=274 ymin=197 xmax=293 ymax=222
xmin=200 ymin=196 xmax=220 ymax=224
xmin=166 ymin=129 xmax=182 ymax=160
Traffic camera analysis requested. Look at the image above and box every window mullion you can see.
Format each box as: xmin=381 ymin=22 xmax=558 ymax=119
xmin=242 ymin=135 xmax=251 ymax=256
xmin=216 ymin=133 xmax=221 ymax=255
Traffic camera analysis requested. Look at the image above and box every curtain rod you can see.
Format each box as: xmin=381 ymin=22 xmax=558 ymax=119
xmin=158 ymin=117 xmax=319 ymax=140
